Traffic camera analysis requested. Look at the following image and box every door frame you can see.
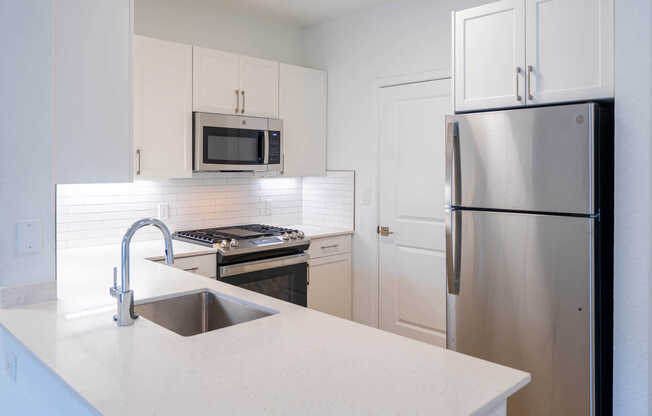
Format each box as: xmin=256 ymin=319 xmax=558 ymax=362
xmin=373 ymin=69 xmax=451 ymax=327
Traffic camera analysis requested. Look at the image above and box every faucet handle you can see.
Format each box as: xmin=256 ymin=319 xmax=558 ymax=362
xmin=110 ymin=266 xmax=120 ymax=297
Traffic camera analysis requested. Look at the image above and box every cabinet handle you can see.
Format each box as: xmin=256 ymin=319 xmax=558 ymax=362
xmin=321 ymin=244 xmax=339 ymax=249
xmin=515 ymin=66 xmax=522 ymax=102
xmin=136 ymin=149 xmax=141 ymax=176
xmin=183 ymin=267 xmax=199 ymax=273
xmin=235 ymin=89 xmax=240 ymax=113
xmin=527 ymin=65 xmax=534 ymax=100
xmin=241 ymin=90 xmax=245 ymax=114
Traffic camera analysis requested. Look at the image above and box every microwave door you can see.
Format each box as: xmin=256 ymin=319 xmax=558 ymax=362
xmin=194 ymin=113 xmax=268 ymax=172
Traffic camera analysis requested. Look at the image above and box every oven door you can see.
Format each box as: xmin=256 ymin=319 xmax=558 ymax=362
xmin=194 ymin=113 xmax=269 ymax=172
xmin=218 ymin=253 xmax=308 ymax=306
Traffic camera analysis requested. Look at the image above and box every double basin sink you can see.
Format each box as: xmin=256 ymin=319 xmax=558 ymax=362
xmin=134 ymin=290 xmax=277 ymax=337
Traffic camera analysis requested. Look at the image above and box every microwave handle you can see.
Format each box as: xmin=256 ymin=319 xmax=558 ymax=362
xmin=264 ymin=130 xmax=269 ymax=164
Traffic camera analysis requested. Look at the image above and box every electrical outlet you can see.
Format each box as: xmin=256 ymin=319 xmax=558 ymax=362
xmin=264 ymin=200 xmax=272 ymax=216
xmin=4 ymin=352 xmax=17 ymax=383
xmin=16 ymin=220 xmax=41 ymax=254
xmin=158 ymin=203 xmax=169 ymax=220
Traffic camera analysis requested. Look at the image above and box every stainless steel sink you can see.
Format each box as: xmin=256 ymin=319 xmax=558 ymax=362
xmin=134 ymin=290 xmax=277 ymax=336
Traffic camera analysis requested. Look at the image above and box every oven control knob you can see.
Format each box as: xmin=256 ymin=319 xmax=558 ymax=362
xmin=220 ymin=240 xmax=230 ymax=249
xmin=230 ymin=239 xmax=239 ymax=248
xmin=297 ymin=231 xmax=305 ymax=239
xmin=281 ymin=233 xmax=290 ymax=241
xmin=289 ymin=232 xmax=298 ymax=240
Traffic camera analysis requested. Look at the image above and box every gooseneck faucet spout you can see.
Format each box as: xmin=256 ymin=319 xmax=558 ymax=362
xmin=111 ymin=218 xmax=175 ymax=326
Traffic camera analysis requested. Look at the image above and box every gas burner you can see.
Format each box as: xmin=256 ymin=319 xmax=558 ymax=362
xmin=173 ymin=224 xmax=308 ymax=257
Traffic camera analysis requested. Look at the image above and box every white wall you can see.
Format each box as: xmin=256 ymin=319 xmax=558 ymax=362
xmin=134 ymin=0 xmax=307 ymax=65
xmin=302 ymin=0 xmax=488 ymax=326
xmin=0 ymin=0 xmax=55 ymax=288
xmin=613 ymin=0 xmax=651 ymax=413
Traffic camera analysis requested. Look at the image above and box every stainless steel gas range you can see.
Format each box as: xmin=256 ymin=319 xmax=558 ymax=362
xmin=173 ymin=224 xmax=310 ymax=306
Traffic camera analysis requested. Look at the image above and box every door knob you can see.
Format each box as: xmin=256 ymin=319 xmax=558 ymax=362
xmin=377 ymin=226 xmax=394 ymax=237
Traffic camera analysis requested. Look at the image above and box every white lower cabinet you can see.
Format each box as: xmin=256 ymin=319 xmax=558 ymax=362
xmin=307 ymin=235 xmax=352 ymax=320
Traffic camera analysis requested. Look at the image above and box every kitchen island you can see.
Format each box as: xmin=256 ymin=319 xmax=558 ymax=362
xmin=0 ymin=238 xmax=529 ymax=415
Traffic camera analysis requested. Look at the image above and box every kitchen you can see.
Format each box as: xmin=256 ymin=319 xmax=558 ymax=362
xmin=0 ymin=0 xmax=649 ymax=415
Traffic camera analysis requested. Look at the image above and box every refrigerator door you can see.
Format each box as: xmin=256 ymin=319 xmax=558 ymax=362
xmin=446 ymin=210 xmax=593 ymax=416
xmin=445 ymin=103 xmax=595 ymax=214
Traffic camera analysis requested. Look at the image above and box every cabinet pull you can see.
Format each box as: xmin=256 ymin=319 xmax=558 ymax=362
xmin=241 ymin=90 xmax=245 ymax=114
xmin=515 ymin=66 xmax=522 ymax=102
xmin=235 ymin=89 xmax=240 ymax=113
xmin=527 ymin=65 xmax=534 ymax=100
xmin=136 ymin=149 xmax=141 ymax=176
xmin=321 ymin=244 xmax=339 ymax=249
xmin=183 ymin=267 xmax=199 ymax=273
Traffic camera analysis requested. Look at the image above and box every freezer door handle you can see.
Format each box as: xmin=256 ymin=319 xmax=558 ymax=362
xmin=445 ymin=120 xmax=461 ymax=206
xmin=446 ymin=209 xmax=462 ymax=295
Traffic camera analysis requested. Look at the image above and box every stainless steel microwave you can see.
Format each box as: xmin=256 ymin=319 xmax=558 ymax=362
xmin=193 ymin=112 xmax=283 ymax=172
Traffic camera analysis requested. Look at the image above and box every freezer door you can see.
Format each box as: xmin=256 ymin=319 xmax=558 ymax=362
xmin=446 ymin=210 xmax=593 ymax=416
xmin=445 ymin=103 xmax=594 ymax=214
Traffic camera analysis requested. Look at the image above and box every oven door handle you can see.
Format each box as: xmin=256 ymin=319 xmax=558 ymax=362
xmin=219 ymin=253 xmax=308 ymax=278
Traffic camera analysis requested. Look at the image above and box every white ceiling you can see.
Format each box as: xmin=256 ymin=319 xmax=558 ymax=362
xmin=218 ymin=0 xmax=391 ymax=27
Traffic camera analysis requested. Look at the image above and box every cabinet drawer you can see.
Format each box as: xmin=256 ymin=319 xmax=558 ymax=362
xmin=157 ymin=254 xmax=216 ymax=278
xmin=308 ymin=235 xmax=351 ymax=259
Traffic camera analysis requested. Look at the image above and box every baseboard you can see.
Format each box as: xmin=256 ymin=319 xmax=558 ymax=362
xmin=0 ymin=281 xmax=57 ymax=308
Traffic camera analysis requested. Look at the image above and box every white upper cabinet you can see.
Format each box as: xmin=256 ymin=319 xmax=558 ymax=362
xmin=54 ymin=0 xmax=133 ymax=184
xmin=133 ymin=36 xmax=193 ymax=178
xmin=453 ymin=0 xmax=614 ymax=112
xmin=525 ymin=0 xmax=614 ymax=104
xmin=193 ymin=47 xmax=279 ymax=118
xmin=454 ymin=0 xmax=525 ymax=112
xmin=279 ymin=64 xmax=327 ymax=177
xmin=193 ymin=47 xmax=240 ymax=115
xmin=239 ymin=56 xmax=279 ymax=118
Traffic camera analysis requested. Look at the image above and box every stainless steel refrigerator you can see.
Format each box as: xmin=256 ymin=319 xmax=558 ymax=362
xmin=444 ymin=102 xmax=613 ymax=416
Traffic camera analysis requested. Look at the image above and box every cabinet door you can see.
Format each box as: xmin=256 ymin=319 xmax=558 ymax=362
xmin=454 ymin=0 xmax=525 ymax=112
xmin=54 ymin=0 xmax=132 ymax=183
xmin=192 ymin=47 xmax=240 ymax=114
xmin=134 ymin=36 xmax=193 ymax=178
xmin=239 ymin=56 xmax=279 ymax=118
xmin=525 ymin=0 xmax=614 ymax=104
xmin=279 ymin=64 xmax=327 ymax=177
xmin=308 ymin=253 xmax=352 ymax=320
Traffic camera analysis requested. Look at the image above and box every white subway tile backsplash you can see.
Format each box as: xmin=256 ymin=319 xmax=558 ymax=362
xmin=56 ymin=172 xmax=354 ymax=249
xmin=302 ymin=171 xmax=355 ymax=229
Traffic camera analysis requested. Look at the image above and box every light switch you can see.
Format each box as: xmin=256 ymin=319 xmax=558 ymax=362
xmin=158 ymin=203 xmax=169 ymax=220
xmin=16 ymin=220 xmax=41 ymax=254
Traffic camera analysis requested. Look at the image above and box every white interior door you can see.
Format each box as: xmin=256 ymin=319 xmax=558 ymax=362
xmin=379 ymin=79 xmax=450 ymax=347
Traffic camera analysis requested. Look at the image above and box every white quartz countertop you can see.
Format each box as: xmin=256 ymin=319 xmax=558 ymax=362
xmin=285 ymin=224 xmax=354 ymax=239
xmin=0 ymin=237 xmax=529 ymax=415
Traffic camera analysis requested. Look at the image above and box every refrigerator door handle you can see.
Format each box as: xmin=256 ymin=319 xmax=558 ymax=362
xmin=445 ymin=120 xmax=461 ymax=206
xmin=446 ymin=209 xmax=462 ymax=295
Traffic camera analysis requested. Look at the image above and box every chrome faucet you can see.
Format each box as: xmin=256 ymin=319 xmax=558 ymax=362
xmin=111 ymin=218 xmax=175 ymax=326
